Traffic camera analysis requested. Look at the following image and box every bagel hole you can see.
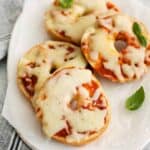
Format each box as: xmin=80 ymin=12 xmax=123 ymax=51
xmin=114 ymin=40 xmax=127 ymax=52
xmin=49 ymin=67 xmax=57 ymax=74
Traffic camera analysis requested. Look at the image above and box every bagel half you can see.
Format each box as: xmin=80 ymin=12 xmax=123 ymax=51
xmin=81 ymin=13 xmax=150 ymax=82
xmin=17 ymin=41 xmax=87 ymax=100
xmin=34 ymin=67 xmax=110 ymax=146
xmin=45 ymin=0 xmax=119 ymax=44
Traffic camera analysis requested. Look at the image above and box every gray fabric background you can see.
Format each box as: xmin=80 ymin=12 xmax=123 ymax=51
xmin=0 ymin=0 xmax=23 ymax=60
xmin=0 ymin=0 xmax=31 ymax=149
xmin=0 ymin=0 xmax=150 ymax=150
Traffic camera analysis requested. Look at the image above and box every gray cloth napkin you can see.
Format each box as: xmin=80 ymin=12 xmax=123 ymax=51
xmin=0 ymin=1 xmax=31 ymax=150
xmin=0 ymin=0 xmax=23 ymax=60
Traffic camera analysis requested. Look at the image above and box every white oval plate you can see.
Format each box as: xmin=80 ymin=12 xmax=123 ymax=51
xmin=2 ymin=0 xmax=150 ymax=149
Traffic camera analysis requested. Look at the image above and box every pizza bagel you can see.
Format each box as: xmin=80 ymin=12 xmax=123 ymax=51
xmin=81 ymin=13 xmax=150 ymax=82
xmin=17 ymin=41 xmax=87 ymax=100
xmin=45 ymin=0 xmax=119 ymax=44
xmin=34 ymin=67 xmax=110 ymax=146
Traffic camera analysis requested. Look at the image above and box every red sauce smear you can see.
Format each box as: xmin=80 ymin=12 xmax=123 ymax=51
xmin=92 ymin=98 xmax=107 ymax=110
xmin=83 ymin=41 xmax=118 ymax=81
xmin=82 ymin=98 xmax=107 ymax=111
xmin=21 ymin=74 xmax=37 ymax=96
xmin=55 ymin=128 xmax=68 ymax=137
xmin=82 ymin=81 xmax=107 ymax=110
xmin=95 ymin=57 xmax=117 ymax=81
xmin=106 ymin=2 xmax=119 ymax=12
xmin=55 ymin=120 xmax=72 ymax=137
xmin=82 ymin=39 xmax=117 ymax=81
xmin=82 ymin=80 xmax=99 ymax=97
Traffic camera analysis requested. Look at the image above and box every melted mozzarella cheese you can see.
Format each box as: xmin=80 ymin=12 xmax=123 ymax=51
xmin=67 ymin=109 xmax=106 ymax=132
xmin=90 ymin=50 xmax=99 ymax=61
xmin=89 ymin=29 xmax=124 ymax=81
xmin=52 ymin=14 xmax=96 ymax=43
xmin=78 ymin=86 xmax=89 ymax=99
xmin=76 ymin=0 xmax=108 ymax=13
xmin=122 ymin=46 xmax=147 ymax=78
xmin=84 ymin=14 xmax=148 ymax=81
xmin=125 ymin=46 xmax=145 ymax=63
xmin=98 ymin=17 xmax=113 ymax=31
xmin=121 ymin=64 xmax=134 ymax=78
xmin=66 ymin=131 xmax=88 ymax=142
xmin=114 ymin=14 xmax=133 ymax=35
xmin=18 ymin=42 xmax=86 ymax=99
xmin=98 ymin=14 xmax=134 ymax=36
xmin=91 ymin=88 xmax=102 ymax=101
xmin=46 ymin=0 xmax=117 ymax=43
xmin=34 ymin=68 xmax=107 ymax=141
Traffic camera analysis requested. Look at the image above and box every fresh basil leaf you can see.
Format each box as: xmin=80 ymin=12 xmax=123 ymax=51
xmin=133 ymin=22 xmax=142 ymax=35
xmin=137 ymin=35 xmax=147 ymax=47
xmin=132 ymin=22 xmax=147 ymax=47
xmin=125 ymin=86 xmax=145 ymax=111
xmin=60 ymin=0 xmax=73 ymax=8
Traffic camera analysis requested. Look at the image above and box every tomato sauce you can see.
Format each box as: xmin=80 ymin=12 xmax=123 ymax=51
xmin=55 ymin=120 xmax=72 ymax=137
xmin=21 ymin=74 xmax=37 ymax=96
xmin=82 ymin=80 xmax=99 ymax=97
xmin=106 ymin=2 xmax=119 ymax=12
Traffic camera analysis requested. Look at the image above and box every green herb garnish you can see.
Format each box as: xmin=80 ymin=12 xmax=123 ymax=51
xmin=125 ymin=86 xmax=145 ymax=111
xmin=137 ymin=35 xmax=147 ymax=47
xmin=132 ymin=22 xmax=147 ymax=47
xmin=133 ymin=22 xmax=142 ymax=35
xmin=60 ymin=0 xmax=73 ymax=8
